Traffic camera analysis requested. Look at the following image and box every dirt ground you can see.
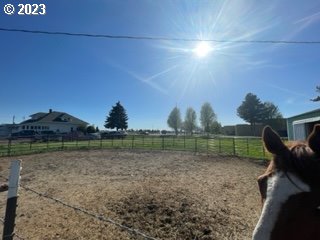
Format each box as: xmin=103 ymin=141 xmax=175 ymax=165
xmin=0 ymin=150 xmax=266 ymax=240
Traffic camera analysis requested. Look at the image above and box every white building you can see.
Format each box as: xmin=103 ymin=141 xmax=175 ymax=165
xmin=13 ymin=109 xmax=89 ymax=134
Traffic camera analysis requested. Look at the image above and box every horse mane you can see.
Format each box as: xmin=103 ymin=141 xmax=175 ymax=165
xmin=267 ymin=141 xmax=320 ymax=190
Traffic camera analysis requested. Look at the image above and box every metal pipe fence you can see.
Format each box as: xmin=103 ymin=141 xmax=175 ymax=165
xmin=0 ymin=135 xmax=272 ymax=159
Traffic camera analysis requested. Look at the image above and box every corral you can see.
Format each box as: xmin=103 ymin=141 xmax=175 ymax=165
xmin=0 ymin=150 xmax=264 ymax=240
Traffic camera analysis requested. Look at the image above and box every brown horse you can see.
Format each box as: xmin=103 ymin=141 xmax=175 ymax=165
xmin=252 ymin=124 xmax=320 ymax=240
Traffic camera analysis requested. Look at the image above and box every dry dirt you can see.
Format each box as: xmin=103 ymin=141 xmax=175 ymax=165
xmin=0 ymin=150 xmax=266 ymax=240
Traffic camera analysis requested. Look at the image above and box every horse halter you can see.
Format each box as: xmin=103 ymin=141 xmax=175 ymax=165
xmin=283 ymin=171 xmax=307 ymax=193
xmin=283 ymin=171 xmax=320 ymax=214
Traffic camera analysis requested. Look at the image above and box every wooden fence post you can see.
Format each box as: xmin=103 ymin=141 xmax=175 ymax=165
xmin=218 ymin=138 xmax=221 ymax=153
xmin=3 ymin=160 xmax=21 ymax=240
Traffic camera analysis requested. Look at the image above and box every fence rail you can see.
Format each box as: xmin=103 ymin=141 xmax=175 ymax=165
xmin=0 ymin=135 xmax=271 ymax=159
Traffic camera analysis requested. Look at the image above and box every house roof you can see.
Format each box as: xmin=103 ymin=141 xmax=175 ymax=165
xmin=20 ymin=111 xmax=89 ymax=125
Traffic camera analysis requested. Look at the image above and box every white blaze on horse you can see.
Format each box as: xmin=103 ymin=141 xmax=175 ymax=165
xmin=253 ymin=124 xmax=320 ymax=240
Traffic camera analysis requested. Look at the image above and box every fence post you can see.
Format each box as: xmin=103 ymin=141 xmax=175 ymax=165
xmin=162 ymin=136 xmax=164 ymax=150
xmin=100 ymin=138 xmax=102 ymax=148
xmin=218 ymin=138 xmax=221 ymax=153
xmin=151 ymin=136 xmax=154 ymax=150
xmin=7 ymin=139 xmax=11 ymax=156
xmin=246 ymin=138 xmax=249 ymax=155
xmin=131 ymin=135 xmax=134 ymax=149
xmin=3 ymin=160 xmax=21 ymax=240
xmin=195 ymin=138 xmax=197 ymax=153
xmin=207 ymin=137 xmax=209 ymax=155
xmin=233 ymin=138 xmax=236 ymax=155
xmin=184 ymin=135 xmax=186 ymax=150
xmin=62 ymin=138 xmax=64 ymax=150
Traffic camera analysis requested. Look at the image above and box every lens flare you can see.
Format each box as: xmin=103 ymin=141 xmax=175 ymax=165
xmin=193 ymin=42 xmax=212 ymax=58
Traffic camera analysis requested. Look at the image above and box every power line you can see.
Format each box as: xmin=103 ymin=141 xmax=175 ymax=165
xmin=0 ymin=27 xmax=320 ymax=44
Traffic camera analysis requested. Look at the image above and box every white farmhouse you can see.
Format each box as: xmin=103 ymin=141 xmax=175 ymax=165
xmin=14 ymin=109 xmax=88 ymax=134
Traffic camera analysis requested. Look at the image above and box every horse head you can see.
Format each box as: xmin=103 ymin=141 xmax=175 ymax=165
xmin=252 ymin=124 xmax=320 ymax=240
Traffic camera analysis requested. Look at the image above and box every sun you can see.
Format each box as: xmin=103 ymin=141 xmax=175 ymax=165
xmin=193 ymin=41 xmax=212 ymax=58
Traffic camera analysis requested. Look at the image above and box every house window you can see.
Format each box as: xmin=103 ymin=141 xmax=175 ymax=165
xmin=26 ymin=126 xmax=29 ymax=130
xmin=22 ymin=126 xmax=25 ymax=130
xmin=31 ymin=126 xmax=34 ymax=130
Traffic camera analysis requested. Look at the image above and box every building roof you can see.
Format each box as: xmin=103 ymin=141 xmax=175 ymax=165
xmin=287 ymin=108 xmax=320 ymax=119
xmin=20 ymin=110 xmax=88 ymax=125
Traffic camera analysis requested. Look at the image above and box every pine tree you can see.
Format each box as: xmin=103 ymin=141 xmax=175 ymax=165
xmin=104 ymin=101 xmax=128 ymax=130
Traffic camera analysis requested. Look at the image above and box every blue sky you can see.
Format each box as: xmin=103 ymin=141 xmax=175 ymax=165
xmin=1 ymin=0 xmax=320 ymax=130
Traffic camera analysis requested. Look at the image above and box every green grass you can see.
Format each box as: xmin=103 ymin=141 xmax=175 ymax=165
xmin=0 ymin=135 xmax=270 ymax=160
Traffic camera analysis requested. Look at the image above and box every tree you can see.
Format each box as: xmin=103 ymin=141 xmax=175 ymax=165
xmin=237 ymin=93 xmax=283 ymax=135
xmin=261 ymin=102 xmax=283 ymax=121
xmin=184 ymin=107 xmax=197 ymax=135
xmin=237 ymin=93 xmax=264 ymax=134
xmin=311 ymin=86 xmax=320 ymax=102
xmin=210 ymin=121 xmax=222 ymax=134
xmin=104 ymin=101 xmax=128 ymax=130
xmin=200 ymin=102 xmax=217 ymax=135
xmin=87 ymin=125 xmax=96 ymax=133
xmin=77 ymin=125 xmax=87 ymax=134
xmin=167 ymin=107 xmax=182 ymax=135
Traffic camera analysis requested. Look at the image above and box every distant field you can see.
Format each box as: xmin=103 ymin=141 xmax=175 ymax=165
xmin=0 ymin=135 xmax=271 ymax=160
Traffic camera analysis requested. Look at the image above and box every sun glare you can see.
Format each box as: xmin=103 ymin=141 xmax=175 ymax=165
xmin=193 ymin=42 xmax=212 ymax=58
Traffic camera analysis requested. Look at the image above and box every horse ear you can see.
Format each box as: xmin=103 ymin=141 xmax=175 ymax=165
xmin=262 ymin=126 xmax=288 ymax=155
xmin=308 ymin=124 xmax=320 ymax=154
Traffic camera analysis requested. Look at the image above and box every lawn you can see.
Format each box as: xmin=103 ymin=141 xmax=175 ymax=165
xmin=0 ymin=135 xmax=270 ymax=160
